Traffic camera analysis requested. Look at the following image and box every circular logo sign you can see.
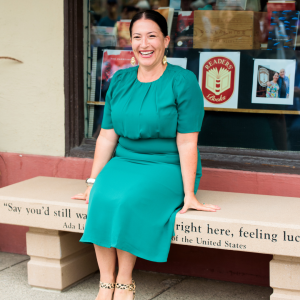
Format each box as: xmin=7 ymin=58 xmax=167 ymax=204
xmin=202 ymin=56 xmax=235 ymax=104
xmin=257 ymin=67 xmax=269 ymax=87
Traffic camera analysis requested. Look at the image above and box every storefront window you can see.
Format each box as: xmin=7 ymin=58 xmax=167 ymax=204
xmin=85 ymin=0 xmax=300 ymax=151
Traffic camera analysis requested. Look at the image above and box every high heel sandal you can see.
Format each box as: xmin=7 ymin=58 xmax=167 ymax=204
xmin=99 ymin=281 xmax=115 ymax=299
xmin=115 ymin=279 xmax=136 ymax=300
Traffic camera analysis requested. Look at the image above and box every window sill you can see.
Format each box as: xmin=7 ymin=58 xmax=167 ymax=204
xmin=68 ymin=139 xmax=300 ymax=174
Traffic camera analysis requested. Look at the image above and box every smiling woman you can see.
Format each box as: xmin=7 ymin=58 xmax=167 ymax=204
xmin=130 ymin=11 xmax=170 ymax=80
xmin=73 ymin=9 xmax=219 ymax=300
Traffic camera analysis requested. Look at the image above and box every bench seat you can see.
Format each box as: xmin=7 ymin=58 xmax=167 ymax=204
xmin=0 ymin=177 xmax=299 ymax=299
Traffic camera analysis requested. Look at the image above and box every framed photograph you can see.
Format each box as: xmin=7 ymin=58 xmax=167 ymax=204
xmin=251 ymin=59 xmax=296 ymax=105
xmin=199 ymin=52 xmax=241 ymax=109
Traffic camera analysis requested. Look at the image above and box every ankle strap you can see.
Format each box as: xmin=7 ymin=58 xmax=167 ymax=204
xmin=99 ymin=281 xmax=116 ymax=289
xmin=116 ymin=279 xmax=136 ymax=291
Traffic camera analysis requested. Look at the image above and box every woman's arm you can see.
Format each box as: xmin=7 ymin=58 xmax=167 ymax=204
xmin=266 ymin=85 xmax=271 ymax=97
xmin=176 ymin=132 xmax=220 ymax=213
xmin=90 ymin=128 xmax=119 ymax=178
xmin=176 ymin=132 xmax=198 ymax=196
xmin=71 ymin=128 xmax=119 ymax=203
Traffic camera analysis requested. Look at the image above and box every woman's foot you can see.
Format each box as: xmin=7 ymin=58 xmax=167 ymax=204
xmin=113 ymin=277 xmax=135 ymax=300
xmin=96 ymin=287 xmax=114 ymax=300
xmin=96 ymin=275 xmax=116 ymax=300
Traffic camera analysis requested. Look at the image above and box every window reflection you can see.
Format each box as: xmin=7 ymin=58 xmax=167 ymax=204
xmin=87 ymin=0 xmax=300 ymax=152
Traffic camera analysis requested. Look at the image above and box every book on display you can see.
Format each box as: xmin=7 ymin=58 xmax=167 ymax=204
xmin=155 ymin=7 xmax=174 ymax=37
xmin=116 ymin=20 xmax=132 ymax=49
xmin=267 ymin=1 xmax=296 ymax=22
xmin=175 ymin=11 xmax=194 ymax=49
xmin=267 ymin=10 xmax=300 ymax=50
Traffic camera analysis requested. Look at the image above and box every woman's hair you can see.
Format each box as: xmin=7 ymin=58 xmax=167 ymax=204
xmin=274 ymin=72 xmax=279 ymax=77
xmin=129 ymin=10 xmax=168 ymax=37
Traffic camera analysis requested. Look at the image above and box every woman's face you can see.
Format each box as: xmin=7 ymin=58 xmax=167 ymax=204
xmin=130 ymin=18 xmax=170 ymax=68
xmin=273 ymin=73 xmax=279 ymax=82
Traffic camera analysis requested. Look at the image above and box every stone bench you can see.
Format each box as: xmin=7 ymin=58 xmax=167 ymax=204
xmin=0 ymin=176 xmax=299 ymax=299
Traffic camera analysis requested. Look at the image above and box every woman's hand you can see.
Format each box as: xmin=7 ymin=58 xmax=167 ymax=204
xmin=71 ymin=186 xmax=92 ymax=204
xmin=179 ymin=193 xmax=221 ymax=214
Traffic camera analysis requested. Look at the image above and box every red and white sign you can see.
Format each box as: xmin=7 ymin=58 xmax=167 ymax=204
xmin=199 ymin=52 xmax=240 ymax=109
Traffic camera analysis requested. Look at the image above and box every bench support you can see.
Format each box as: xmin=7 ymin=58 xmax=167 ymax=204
xmin=26 ymin=227 xmax=98 ymax=291
xmin=270 ymin=255 xmax=300 ymax=300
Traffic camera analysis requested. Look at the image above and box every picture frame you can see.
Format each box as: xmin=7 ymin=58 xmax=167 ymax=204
xmin=251 ymin=59 xmax=296 ymax=105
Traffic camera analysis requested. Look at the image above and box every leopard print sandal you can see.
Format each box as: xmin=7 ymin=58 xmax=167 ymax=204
xmin=99 ymin=281 xmax=116 ymax=299
xmin=115 ymin=279 xmax=136 ymax=299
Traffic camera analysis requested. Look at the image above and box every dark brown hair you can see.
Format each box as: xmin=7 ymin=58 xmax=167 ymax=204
xmin=129 ymin=10 xmax=168 ymax=37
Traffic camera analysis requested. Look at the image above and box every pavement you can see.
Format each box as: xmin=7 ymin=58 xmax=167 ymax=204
xmin=0 ymin=252 xmax=272 ymax=300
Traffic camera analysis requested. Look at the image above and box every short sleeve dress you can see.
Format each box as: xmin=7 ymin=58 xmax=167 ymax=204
xmin=80 ymin=63 xmax=205 ymax=262
xmin=266 ymin=81 xmax=279 ymax=98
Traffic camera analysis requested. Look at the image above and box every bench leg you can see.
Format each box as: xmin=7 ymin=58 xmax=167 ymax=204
xmin=270 ymin=255 xmax=300 ymax=300
xmin=26 ymin=227 xmax=98 ymax=291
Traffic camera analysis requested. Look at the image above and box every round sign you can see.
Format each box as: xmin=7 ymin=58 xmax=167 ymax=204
xmin=201 ymin=56 xmax=235 ymax=104
xmin=257 ymin=67 xmax=269 ymax=87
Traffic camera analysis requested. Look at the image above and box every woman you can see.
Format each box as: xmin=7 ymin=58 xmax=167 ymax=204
xmin=72 ymin=10 xmax=220 ymax=300
xmin=266 ymin=72 xmax=280 ymax=98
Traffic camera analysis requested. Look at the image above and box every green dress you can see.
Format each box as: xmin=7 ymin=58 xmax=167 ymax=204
xmin=80 ymin=63 xmax=204 ymax=262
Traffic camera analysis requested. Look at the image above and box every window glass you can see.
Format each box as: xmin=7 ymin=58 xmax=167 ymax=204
xmin=86 ymin=0 xmax=300 ymax=151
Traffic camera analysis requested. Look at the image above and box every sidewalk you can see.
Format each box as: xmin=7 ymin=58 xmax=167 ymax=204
xmin=0 ymin=252 xmax=272 ymax=300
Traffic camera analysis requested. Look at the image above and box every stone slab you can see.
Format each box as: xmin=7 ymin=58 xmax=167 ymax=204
xmin=25 ymin=228 xmax=98 ymax=290
xmin=0 ymin=176 xmax=299 ymax=257
xmin=27 ymin=247 xmax=98 ymax=290
xmin=26 ymin=228 xmax=88 ymax=259
xmin=270 ymin=255 xmax=300 ymax=300
xmin=0 ymin=251 xmax=188 ymax=300
xmin=0 ymin=252 xmax=29 ymax=271
xmin=155 ymin=277 xmax=272 ymax=300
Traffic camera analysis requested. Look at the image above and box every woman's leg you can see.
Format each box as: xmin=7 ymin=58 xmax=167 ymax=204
xmin=94 ymin=244 xmax=117 ymax=300
xmin=113 ymin=249 xmax=137 ymax=300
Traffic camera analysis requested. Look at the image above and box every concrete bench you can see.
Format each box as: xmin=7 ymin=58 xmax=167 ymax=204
xmin=0 ymin=176 xmax=299 ymax=299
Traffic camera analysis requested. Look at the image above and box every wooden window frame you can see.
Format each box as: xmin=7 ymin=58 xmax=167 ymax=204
xmin=64 ymin=0 xmax=300 ymax=175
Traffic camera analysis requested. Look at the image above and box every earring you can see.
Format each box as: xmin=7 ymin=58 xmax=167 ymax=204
xmin=131 ymin=57 xmax=136 ymax=66
xmin=162 ymin=55 xmax=167 ymax=65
